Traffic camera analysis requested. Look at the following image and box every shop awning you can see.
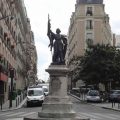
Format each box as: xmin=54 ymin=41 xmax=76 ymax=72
xmin=0 ymin=73 xmax=8 ymax=82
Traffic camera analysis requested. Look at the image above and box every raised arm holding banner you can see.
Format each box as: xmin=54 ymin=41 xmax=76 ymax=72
xmin=47 ymin=14 xmax=67 ymax=65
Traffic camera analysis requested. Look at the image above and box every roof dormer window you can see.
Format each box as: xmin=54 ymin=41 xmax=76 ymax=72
xmin=87 ymin=0 xmax=92 ymax=3
xmin=86 ymin=7 xmax=93 ymax=16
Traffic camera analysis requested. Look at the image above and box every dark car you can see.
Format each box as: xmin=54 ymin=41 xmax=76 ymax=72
xmin=108 ymin=90 xmax=120 ymax=102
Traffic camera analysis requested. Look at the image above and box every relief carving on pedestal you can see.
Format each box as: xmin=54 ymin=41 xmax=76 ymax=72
xmin=50 ymin=76 xmax=61 ymax=92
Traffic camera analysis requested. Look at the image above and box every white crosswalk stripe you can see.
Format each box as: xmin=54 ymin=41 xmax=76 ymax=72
xmin=0 ymin=112 xmax=14 ymax=116
xmin=6 ymin=112 xmax=25 ymax=117
xmin=78 ymin=112 xmax=102 ymax=119
xmin=6 ymin=118 xmax=23 ymax=120
xmin=107 ymin=113 xmax=120 ymax=118
xmin=19 ymin=112 xmax=36 ymax=117
xmin=78 ymin=112 xmax=120 ymax=120
xmin=0 ymin=111 xmax=36 ymax=119
xmin=93 ymin=113 xmax=117 ymax=119
xmin=2 ymin=111 xmax=120 ymax=120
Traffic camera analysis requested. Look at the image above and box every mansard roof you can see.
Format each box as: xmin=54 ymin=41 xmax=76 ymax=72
xmin=76 ymin=0 xmax=103 ymax=4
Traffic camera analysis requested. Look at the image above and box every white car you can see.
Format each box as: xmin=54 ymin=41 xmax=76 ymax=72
xmin=86 ymin=90 xmax=102 ymax=102
xmin=27 ymin=87 xmax=45 ymax=107
xmin=42 ymin=86 xmax=49 ymax=96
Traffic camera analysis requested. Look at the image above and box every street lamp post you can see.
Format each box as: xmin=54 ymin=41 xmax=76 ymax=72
xmin=9 ymin=68 xmax=14 ymax=108
xmin=0 ymin=64 xmax=2 ymax=110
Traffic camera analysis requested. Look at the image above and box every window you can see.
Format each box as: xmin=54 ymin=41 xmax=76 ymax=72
xmin=86 ymin=33 xmax=93 ymax=39
xmin=4 ymin=32 xmax=8 ymax=39
xmin=87 ymin=0 xmax=92 ymax=3
xmin=86 ymin=20 xmax=93 ymax=29
xmin=86 ymin=33 xmax=93 ymax=46
xmin=6 ymin=17 xmax=9 ymax=24
xmin=86 ymin=39 xmax=93 ymax=46
xmin=0 ymin=26 xmax=3 ymax=36
xmin=86 ymin=7 xmax=93 ymax=16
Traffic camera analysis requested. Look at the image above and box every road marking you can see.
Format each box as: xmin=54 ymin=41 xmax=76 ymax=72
xmin=0 ymin=112 xmax=14 ymax=116
xmin=6 ymin=118 xmax=23 ymax=120
xmin=107 ymin=113 xmax=120 ymax=118
xmin=19 ymin=112 xmax=36 ymax=117
xmin=78 ymin=112 xmax=120 ymax=120
xmin=93 ymin=113 xmax=117 ymax=119
xmin=76 ymin=113 xmax=89 ymax=119
xmin=78 ymin=112 xmax=102 ymax=119
xmin=6 ymin=112 xmax=25 ymax=117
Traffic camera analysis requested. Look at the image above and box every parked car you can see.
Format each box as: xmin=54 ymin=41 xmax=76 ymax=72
xmin=79 ymin=86 xmax=92 ymax=94
xmin=86 ymin=90 xmax=102 ymax=102
xmin=42 ymin=86 xmax=49 ymax=96
xmin=28 ymin=85 xmax=42 ymax=89
xmin=70 ymin=88 xmax=80 ymax=97
xmin=27 ymin=87 xmax=45 ymax=107
xmin=108 ymin=90 xmax=120 ymax=102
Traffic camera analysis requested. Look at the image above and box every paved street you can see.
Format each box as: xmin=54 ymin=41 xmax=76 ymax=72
xmin=1 ymin=96 xmax=120 ymax=120
xmin=72 ymin=96 xmax=120 ymax=120
xmin=0 ymin=106 xmax=41 ymax=120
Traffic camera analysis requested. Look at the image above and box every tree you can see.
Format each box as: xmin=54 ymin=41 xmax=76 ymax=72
xmin=69 ymin=44 xmax=120 ymax=90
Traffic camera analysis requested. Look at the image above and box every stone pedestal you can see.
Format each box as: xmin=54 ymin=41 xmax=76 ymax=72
xmin=24 ymin=65 xmax=89 ymax=120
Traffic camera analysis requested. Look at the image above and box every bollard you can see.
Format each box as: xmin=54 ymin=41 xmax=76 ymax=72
xmin=18 ymin=97 xmax=19 ymax=105
xmin=114 ymin=102 xmax=115 ymax=106
xmin=112 ymin=101 xmax=115 ymax=108
xmin=0 ymin=94 xmax=4 ymax=110
xmin=20 ymin=95 xmax=22 ymax=103
xmin=22 ymin=93 xmax=23 ymax=101
xmin=112 ymin=102 xmax=114 ymax=108
xmin=0 ymin=97 xmax=2 ymax=110
xmin=23 ymin=93 xmax=24 ymax=99
xmin=16 ymin=97 xmax=17 ymax=107
xmin=118 ymin=103 xmax=120 ymax=109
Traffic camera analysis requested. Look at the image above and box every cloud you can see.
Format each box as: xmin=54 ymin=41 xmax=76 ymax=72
xmin=35 ymin=39 xmax=52 ymax=80
xmin=111 ymin=21 xmax=120 ymax=34
xmin=104 ymin=0 xmax=120 ymax=34
xmin=24 ymin=0 xmax=76 ymax=81
xmin=24 ymin=0 xmax=120 ymax=81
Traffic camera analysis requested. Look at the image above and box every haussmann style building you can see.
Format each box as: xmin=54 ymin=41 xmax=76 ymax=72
xmin=67 ymin=0 xmax=113 ymax=89
xmin=0 ymin=0 xmax=37 ymax=103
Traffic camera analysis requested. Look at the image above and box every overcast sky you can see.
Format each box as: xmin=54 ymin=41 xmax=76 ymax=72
xmin=24 ymin=0 xmax=120 ymax=81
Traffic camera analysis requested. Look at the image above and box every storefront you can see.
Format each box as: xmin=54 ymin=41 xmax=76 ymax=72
xmin=0 ymin=72 xmax=8 ymax=103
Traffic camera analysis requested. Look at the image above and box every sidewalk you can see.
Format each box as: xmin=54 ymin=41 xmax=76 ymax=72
xmin=92 ymin=102 xmax=120 ymax=112
xmin=69 ymin=93 xmax=120 ymax=112
xmin=0 ymin=95 xmax=27 ymax=112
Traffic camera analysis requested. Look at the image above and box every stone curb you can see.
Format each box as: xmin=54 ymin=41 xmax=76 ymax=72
xmin=68 ymin=93 xmax=86 ymax=103
xmin=101 ymin=106 xmax=120 ymax=112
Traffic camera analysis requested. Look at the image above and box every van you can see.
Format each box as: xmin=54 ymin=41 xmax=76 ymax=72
xmin=27 ymin=87 xmax=45 ymax=107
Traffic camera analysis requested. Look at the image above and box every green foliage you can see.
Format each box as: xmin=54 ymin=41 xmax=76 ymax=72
xmin=17 ymin=89 xmax=22 ymax=95
xmin=12 ymin=91 xmax=17 ymax=100
xmin=69 ymin=44 xmax=120 ymax=87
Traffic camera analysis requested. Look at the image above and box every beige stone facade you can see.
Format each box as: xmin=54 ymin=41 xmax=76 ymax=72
xmin=115 ymin=35 xmax=120 ymax=48
xmin=0 ymin=0 xmax=37 ymax=102
xmin=112 ymin=34 xmax=120 ymax=50
xmin=67 ymin=0 xmax=112 ymax=88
